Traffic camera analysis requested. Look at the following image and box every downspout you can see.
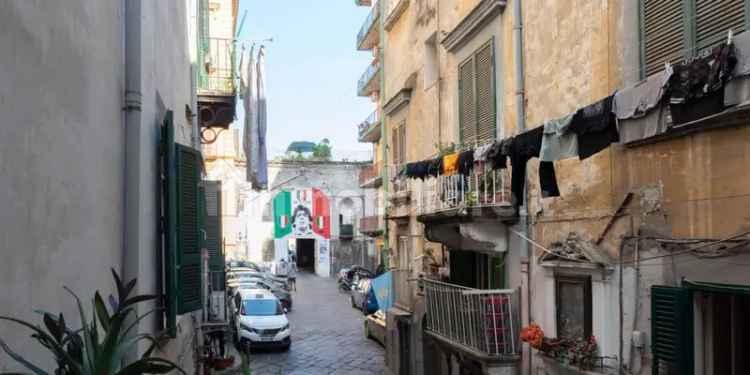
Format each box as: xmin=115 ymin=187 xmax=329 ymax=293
xmin=512 ymin=1 xmax=531 ymax=374
xmin=123 ymin=0 xmax=143 ymax=364
xmin=379 ymin=0 xmax=389 ymax=268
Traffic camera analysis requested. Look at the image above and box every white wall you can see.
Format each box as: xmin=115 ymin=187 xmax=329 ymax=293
xmin=0 ymin=0 xmax=198 ymax=371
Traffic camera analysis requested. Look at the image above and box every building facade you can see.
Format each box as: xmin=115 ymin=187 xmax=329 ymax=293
xmin=359 ymin=0 xmax=750 ymax=375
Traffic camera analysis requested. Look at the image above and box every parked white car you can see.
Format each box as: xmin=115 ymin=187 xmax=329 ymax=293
xmin=232 ymin=289 xmax=291 ymax=351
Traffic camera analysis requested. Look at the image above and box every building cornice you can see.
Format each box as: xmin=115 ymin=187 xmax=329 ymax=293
xmin=383 ymin=88 xmax=413 ymax=116
xmin=441 ymin=0 xmax=506 ymax=53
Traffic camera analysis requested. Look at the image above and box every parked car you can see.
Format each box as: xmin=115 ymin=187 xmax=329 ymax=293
xmin=350 ymin=278 xmax=379 ymax=315
xmin=232 ymin=289 xmax=291 ymax=351
xmin=364 ymin=310 xmax=386 ymax=347
xmin=235 ymin=278 xmax=293 ymax=312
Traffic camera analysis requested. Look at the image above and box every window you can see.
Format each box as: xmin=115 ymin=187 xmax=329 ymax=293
xmin=458 ymin=39 xmax=496 ymax=145
xmin=555 ymin=275 xmax=592 ymax=339
xmin=641 ymin=0 xmax=748 ymax=77
xmin=391 ymin=121 xmax=406 ymax=166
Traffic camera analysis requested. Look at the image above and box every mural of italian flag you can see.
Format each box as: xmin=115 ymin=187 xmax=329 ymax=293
xmin=273 ymin=188 xmax=330 ymax=240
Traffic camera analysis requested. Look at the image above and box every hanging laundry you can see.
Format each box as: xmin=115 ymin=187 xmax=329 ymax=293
xmin=669 ymin=43 xmax=736 ymax=124
xmin=426 ymin=157 xmax=443 ymax=177
xmin=617 ymin=103 xmax=670 ymax=144
xmin=473 ymin=144 xmax=493 ymax=162
xmin=540 ymin=113 xmax=578 ymax=162
xmin=613 ymin=68 xmax=672 ymax=120
xmin=404 ymin=161 xmax=429 ymax=180
xmin=486 ymin=139 xmax=510 ymax=170
xmin=443 ymin=153 xmax=459 ymax=176
xmin=457 ymin=150 xmax=475 ymax=176
xmin=509 ymin=127 xmax=560 ymax=207
xmin=569 ymin=95 xmax=619 ymax=160
xmin=726 ymin=31 xmax=750 ymax=106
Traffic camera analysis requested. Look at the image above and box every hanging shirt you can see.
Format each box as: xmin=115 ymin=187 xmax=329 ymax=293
xmin=569 ymin=95 xmax=619 ymax=160
xmin=426 ymin=157 xmax=443 ymax=178
xmin=473 ymin=144 xmax=493 ymax=162
xmin=486 ymin=140 xmax=509 ymax=170
xmin=539 ymin=113 xmax=578 ymax=162
xmin=613 ymin=68 xmax=672 ymax=120
xmin=617 ymin=103 xmax=670 ymax=144
xmin=457 ymin=150 xmax=475 ymax=176
xmin=443 ymin=153 xmax=459 ymax=176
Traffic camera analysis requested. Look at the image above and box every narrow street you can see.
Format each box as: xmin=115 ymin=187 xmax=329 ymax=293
xmin=239 ymin=271 xmax=385 ymax=375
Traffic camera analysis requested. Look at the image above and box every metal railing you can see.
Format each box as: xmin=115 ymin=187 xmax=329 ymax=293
xmin=359 ymin=162 xmax=382 ymax=186
xmin=392 ymin=269 xmax=414 ymax=310
xmin=356 ymin=1 xmax=380 ymax=49
xmin=358 ymin=61 xmax=381 ymax=96
xmin=358 ymin=110 xmax=381 ymax=140
xmin=416 ymin=168 xmax=511 ymax=216
xmin=198 ymin=37 xmax=236 ymax=94
xmin=359 ymin=215 xmax=383 ymax=234
xmin=422 ymin=279 xmax=520 ymax=358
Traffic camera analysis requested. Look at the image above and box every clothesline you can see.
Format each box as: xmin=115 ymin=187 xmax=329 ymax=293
xmin=395 ymin=39 xmax=743 ymax=209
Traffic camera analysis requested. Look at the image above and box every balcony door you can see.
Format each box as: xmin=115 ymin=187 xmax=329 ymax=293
xmin=449 ymin=250 xmax=504 ymax=289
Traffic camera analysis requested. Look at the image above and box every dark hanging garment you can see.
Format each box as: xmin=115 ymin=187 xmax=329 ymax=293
xmin=509 ymin=127 xmax=561 ymax=206
xmin=569 ymin=95 xmax=619 ymax=160
xmin=457 ymin=150 xmax=475 ymax=176
xmin=486 ymin=140 xmax=508 ymax=170
xmin=669 ymin=43 xmax=736 ymax=124
xmin=406 ymin=161 xmax=429 ymax=180
xmin=426 ymin=157 xmax=443 ymax=178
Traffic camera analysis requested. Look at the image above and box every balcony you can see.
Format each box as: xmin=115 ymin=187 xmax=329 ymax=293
xmin=197 ymin=37 xmax=237 ymax=129
xmin=422 ymin=278 xmax=520 ymax=361
xmin=359 ymin=216 xmax=384 ymax=236
xmin=358 ymin=110 xmax=382 ymax=143
xmin=359 ymin=163 xmax=383 ymax=188
xmin=357 ymin=1 xmax=380 ymax=51
xmin=384 ymin=0 xmax=409 ymax=31
xmin=358 ymin=62 xmax=381 ymax=97
xmin=416 ymin=168 xmax=515 ymax=222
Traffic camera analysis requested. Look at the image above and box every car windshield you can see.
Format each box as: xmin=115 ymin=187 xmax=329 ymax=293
xmin=242 ymin=299 xmax=282 ymax=316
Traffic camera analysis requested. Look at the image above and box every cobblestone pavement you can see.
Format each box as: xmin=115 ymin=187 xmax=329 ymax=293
xmin=233 ymin=271 xmax=385 ymax=374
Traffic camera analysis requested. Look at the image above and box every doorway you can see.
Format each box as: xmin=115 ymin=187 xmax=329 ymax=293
xmin=296 ymin=239 xmax=315 ymax=272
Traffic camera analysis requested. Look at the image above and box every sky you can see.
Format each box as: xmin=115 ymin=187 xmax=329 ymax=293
xmin=234 ymin=1 xmax=375 ymax=161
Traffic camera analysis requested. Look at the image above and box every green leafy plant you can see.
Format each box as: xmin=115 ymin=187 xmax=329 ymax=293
xmin=0 ymin=269 xmax=185 ymax=375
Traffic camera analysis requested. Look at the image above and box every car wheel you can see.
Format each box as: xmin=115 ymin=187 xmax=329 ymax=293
xmin=283 ymin=342 xmax=291 ymax=351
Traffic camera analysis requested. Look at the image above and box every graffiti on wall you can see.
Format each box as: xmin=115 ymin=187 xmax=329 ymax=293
xmin=273 ymin=188 xmax=330 ymax=240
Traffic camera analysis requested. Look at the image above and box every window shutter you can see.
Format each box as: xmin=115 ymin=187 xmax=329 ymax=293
xmin=651 ymin=286 xmax=694 ymax=375
xmin=459 ymin=58 xmax=476 ymax=144
xmin=475 ymin=42 xmax=496 ymax=143
xmin=162 ymin=111 xmax=178 ymax=335
xmin=391 ymin=127 xmax=399 ymax=165
xmin=204 ymin=181 xmax=224 ymax=291
xmin=176 ymin=144 xmax=203 ymax=314
xmin=642 ymin=0 xmax=686 ymax=76
xmin=695 ymin=0 xmax=746 ymax=50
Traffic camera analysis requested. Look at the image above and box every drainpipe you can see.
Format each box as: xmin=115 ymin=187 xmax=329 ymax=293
xmin=379 ymin=0 xmax=389 ymax=268
xmin=512 ymin=1 xmax=532 ymax=374
xmin=123 ymin=0 xmax=143 ymax=364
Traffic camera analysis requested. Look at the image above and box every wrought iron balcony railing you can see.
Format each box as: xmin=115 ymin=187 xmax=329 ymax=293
xmin=357 ymin=61 xmax=381 ymax=97
xmin=416 ymin=168 xmax=511 ymax=216
xmin=358 ymin=110 xmax=381 ymax=142
xmin=422 ymin=279 xmax=520 ymax=359
xmin=357 ymin=1 xmax=380 ymax=51
xmin=198 ymin=37 xmax=236 ymax=95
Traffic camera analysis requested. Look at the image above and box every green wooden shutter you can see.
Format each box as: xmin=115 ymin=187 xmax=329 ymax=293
xmin=651 ymin=286 xmax=694 ymax=375
xmin=204 ymin=181 xmax=224 ymax=291
xmin=459 ymin=58 xmax=476 ymax=144
xmin=695 ymin=0 xmax=746 ymax=50
xmin=642 ymin=0 xmax=686 ymax=76
xmin=475 ymin=41 xmax=496 ymax=143
xmin=162 ymin=111 xmax=178 ymax=335
xmin=399 ymin=124 xmax=406 ymax=164
xmin=176 ymin=144 xmax=203 ymax=314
